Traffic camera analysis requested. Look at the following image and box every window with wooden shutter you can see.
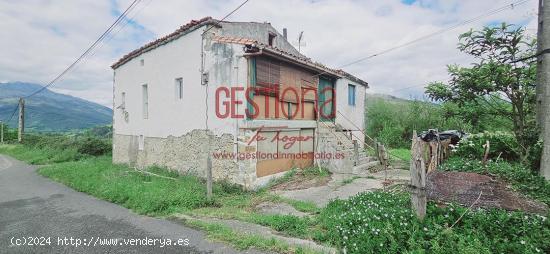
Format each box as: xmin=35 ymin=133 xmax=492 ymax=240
xmin=255 ymin=57 xmax=280 ymax=96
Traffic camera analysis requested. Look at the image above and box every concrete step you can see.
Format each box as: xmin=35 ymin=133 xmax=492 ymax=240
xmin=358 ymin=156 xmax=374 ymax=164
xmin=352 ymin=160 xmax=380 ymax=173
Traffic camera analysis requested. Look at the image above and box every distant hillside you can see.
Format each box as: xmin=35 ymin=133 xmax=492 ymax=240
xmin=0 ymin=82 xmax=112 ymax=132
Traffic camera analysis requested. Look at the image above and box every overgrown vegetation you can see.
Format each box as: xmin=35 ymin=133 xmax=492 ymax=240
xmin=39 ymin=156 xmax=210 ymax=215
xmin=366 ymin=98 xmax=462 ymax=148
xmin=366 ymin=97 xmax=513 ymax=149
xmin=318 ymin=191 xmax=549 ymax=254
xmin=0 ymin=128 xmax=111 ymax=164
xmin=453 ymin=131 xmax=542 ymax=170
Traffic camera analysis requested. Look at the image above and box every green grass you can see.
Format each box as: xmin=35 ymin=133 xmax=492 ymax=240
xmin=183 ymin=219 xmax=320 ymax=254
xmin=0 ymin=144 xmax=84 ymax=164
xmin=388 ymin=148 xmax=411 ymax=162
xmin=38 ymin=156 xmax=213 ymax=215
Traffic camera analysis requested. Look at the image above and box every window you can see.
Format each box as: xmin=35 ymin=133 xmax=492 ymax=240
xmin=255 ymin=57 xmax=280 ymax=95
xmin=268 ymin=33 xmax=276 ymax=46
xmin=175 ymin=78 xmax=183 ymax=100
xmin=348 ymin=84 xmax=356 ymax=106
xmin=142 ymin=84 xmax=148 ymax=119
xmin=121 ymin=92 xmax=126 ymax=108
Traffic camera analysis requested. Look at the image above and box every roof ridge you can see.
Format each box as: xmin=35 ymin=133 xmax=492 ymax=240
xmin=111 ymin=16 xmax=216 ymax=69
xmin=211 ymin=35 xmax=368 ymax=86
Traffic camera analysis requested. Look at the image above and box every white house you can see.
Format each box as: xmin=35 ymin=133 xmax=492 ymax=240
xmin=111 ymin=17 xmax=371 ymax=189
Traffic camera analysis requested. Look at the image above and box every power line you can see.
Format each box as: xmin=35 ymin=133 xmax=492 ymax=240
xmin=23 ymin=0 xmax=143 ymax=99
xmin=310 ymin=0 xmax=531 ymax=80
xmin=203 ymin=0 xmax=253 ymax=130
xmin=86 ymin=0 xmax=152 ymax=60
xmin=1 ymin=0 xmax=143 ymax=124
xmin=202 ymin=0 xmax=251 ymax=35
xmin=337 ymin=0 xmax=531 ymax=69
xmin=3 ymin=103 xmax=19 ymax=125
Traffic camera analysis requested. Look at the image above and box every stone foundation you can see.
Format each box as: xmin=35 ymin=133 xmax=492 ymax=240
xmin=113 ymin=127 xmax=356 ymax=189
xmin=113 ymin=130 xmax=250 ymax=186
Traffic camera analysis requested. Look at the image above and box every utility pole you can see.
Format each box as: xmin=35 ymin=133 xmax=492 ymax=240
xmin=537 ymin=0 xmax=550 ymax=180
xmin=201 ymin=30 xmax=213 ymax=201
xmin=1 ymin=120 xmax=4 ymax=144
xmin=17 ymin=98 xmax=24 ymax=143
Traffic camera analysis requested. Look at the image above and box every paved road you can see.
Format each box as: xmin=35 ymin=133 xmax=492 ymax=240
xmin=0 ymin=155 xmax=264 ymax=254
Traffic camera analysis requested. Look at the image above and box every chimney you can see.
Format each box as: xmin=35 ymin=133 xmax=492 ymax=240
xmin=283 ymin=28 xmax=287 ymax=40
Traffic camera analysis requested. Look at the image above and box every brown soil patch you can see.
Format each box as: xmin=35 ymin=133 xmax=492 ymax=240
xmin=270 ymin=171 xmax=331 ymax=191
xmin=426 ymin=171 xmax=549 ymax=215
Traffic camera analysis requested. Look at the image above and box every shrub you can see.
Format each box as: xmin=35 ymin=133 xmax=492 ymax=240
xmin=76 ymin=137 xmax=111 ymax=156
xmin=1 ymin=133 xmax=112 ymax=164
xmin=318 ymin=191 xmax=549 ymax=254
xmin=454 ymin=131 xmax=521 ymax=161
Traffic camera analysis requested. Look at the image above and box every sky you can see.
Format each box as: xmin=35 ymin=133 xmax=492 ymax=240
xmin=0 ymin=0 xmax=539 ymax=107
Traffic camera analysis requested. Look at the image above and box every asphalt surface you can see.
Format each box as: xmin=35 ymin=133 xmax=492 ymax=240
xmin=0 ymin=155 xmax=265 ymax=254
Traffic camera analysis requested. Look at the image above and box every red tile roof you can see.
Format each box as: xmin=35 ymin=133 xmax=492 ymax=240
xmin=111 ymin=17 xmax=217 ymax=69
xmin=112 ymin=18 xmax=368 ymax=87
xmin=212 ymin=35 xmax=368 ymax=87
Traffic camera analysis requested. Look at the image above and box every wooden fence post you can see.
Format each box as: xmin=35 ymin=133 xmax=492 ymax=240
xmin=353 ymin=140 xmax=359 ymax=166
xmin=410 ymin=130 xmax=427 ymax=220
xmin=378 ymin=144 xmax=389 ymax=184
xmin=482 ymin=140 xmax=490 ymax=166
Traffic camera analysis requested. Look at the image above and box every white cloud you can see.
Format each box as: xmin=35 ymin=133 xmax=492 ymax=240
xmin=0 ymin=0 xmax=539 ymax=107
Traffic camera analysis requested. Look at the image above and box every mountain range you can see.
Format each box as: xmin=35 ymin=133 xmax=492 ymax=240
xmin=0 ymin=82 xmax=112 ymax=132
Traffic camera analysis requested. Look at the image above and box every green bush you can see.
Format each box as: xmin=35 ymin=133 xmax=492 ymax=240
xmin=440 ymin=157 xmax=550 ymax=206
xmin=318 ymin=191 xmax=549 ymax=254
xmin=1 ymin=133 xmax=112 ymax=164
xmin=76 ymin=137 xmax=111 ymax=156
xmin=0 ymin=125 xmax=18 ymax=141
xmin=454 ymin=132 xmax=521 ymax=161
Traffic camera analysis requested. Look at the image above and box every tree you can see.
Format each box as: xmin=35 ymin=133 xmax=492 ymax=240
xmin=426 ymin=23 xmax=538 ymax=158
